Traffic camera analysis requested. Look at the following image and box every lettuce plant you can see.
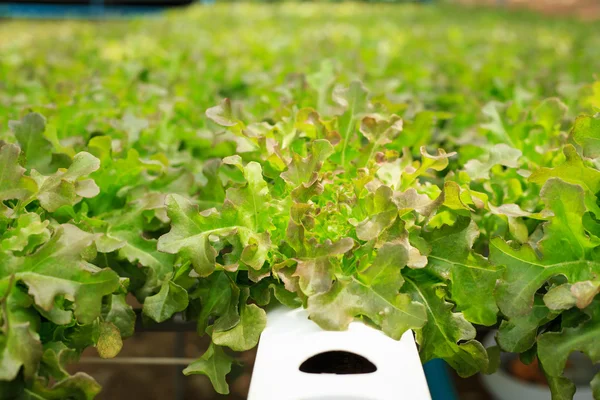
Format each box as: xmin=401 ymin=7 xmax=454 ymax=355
xmin=2 ymin=86 xmax=600 ymax=399
xmin=1 ymin=4 xmax=600 ymax=400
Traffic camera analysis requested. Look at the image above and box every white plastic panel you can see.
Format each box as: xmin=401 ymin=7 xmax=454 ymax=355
xmin=248 ymin=307 xmax=431 ymax=400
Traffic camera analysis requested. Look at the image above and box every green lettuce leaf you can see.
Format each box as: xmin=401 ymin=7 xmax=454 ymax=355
xmin=9 ymin=113 xmax=54 ymax=174
xmin=491 ymin=178 xmax=600 ymax=318
xmin=0 ymin=283 xmax=42 ymax=381
xmin=183 ymin=344 xmax=234 ymax=395
xmin=0 ymin=144 xmax=37 ymax=218
xmin=569 ymin=114 xmax=600 ymax=159
xmin=403 ymin=270 xmax=488 ymax=377
xmin=142 ymin=280 xmax=189 ymax=323
xmin=538 ymin=305 xmax=600 ymax=393
xmin=212 ymin=290 xmax=267 ymax=351
xmin=423 ymin=217 xmax=502 ymax=326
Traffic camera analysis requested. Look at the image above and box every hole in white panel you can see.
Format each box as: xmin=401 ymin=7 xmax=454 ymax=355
xmin=299 ymin=351 xmax=377 ymax=375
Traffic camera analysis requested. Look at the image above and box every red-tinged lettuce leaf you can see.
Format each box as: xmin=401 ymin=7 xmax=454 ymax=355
xmin=570 ymin=281 xmax=600 ymax=309
xmin=357 ymin=114 xmax=402 ymax=167
xmin=1 ymin=224 xmax=121 ymax=325
xmin=353 ymin=185 xmax=398 ymax=242
xmin=307 ymin=242 xmax=426 ymax=340
xmin=359 ymin=114 xmax=402 ymax=146
xmin=183 ymin=344 xmax=234 ymax=395
xmin=403 ymin=270 xmax=489 ymax=377
xmin=280 ymin=139 xmax=334 ymax=190
xmin=392 ymin=188 xmax=437 ymax=216
xmin=29 ymin=372 xmax=101 ymax=400
xmin=307 ymin=278 xmax=427 ymax=341
xmin=544 ymin=284 xmax=583 ymax=311
xmin=396 ymin=181 xmax=470 ymax=230
xmin=206 ymin=98 xmax=243 ymax=128
xmin=293 ymin=237 xmax=354 ymax=296
xmin=543 ymin=280 xmax=600 ymax=311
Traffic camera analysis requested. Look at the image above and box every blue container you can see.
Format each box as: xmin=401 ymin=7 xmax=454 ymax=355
xmin=0 ymin=0 xmax=200 ymax=18
xmin=424 ymin=358 xmax=459 ymax=400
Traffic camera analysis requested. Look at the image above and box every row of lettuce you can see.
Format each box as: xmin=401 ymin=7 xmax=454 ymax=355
xmin=1 ymin=4 xmax=600 ymax=399
xmin=1 ymin=80 xmax=599 ymax=398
